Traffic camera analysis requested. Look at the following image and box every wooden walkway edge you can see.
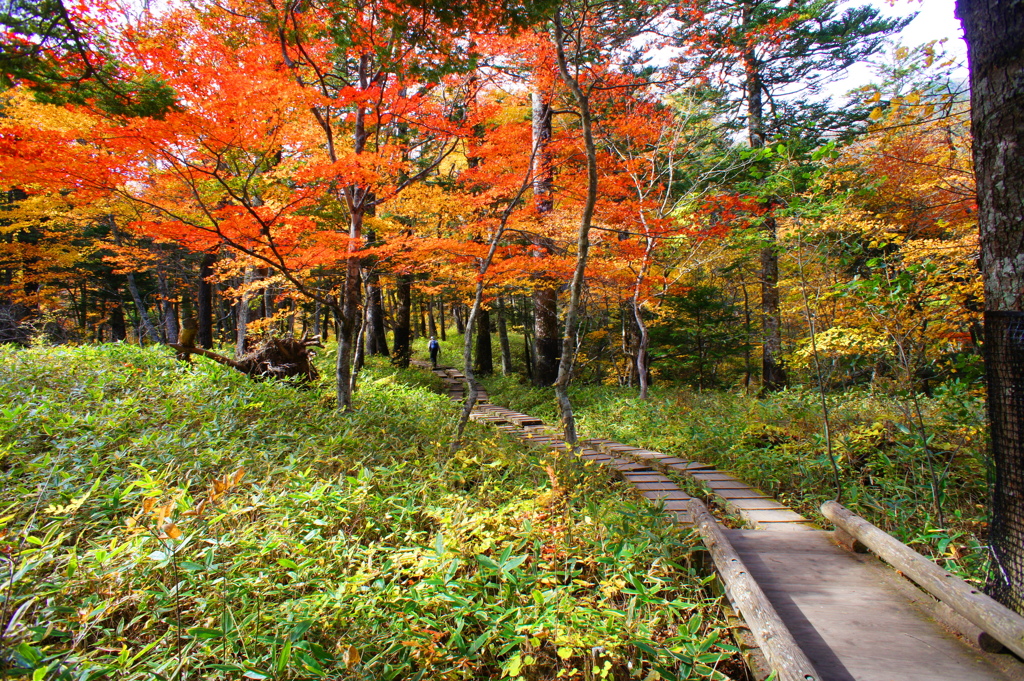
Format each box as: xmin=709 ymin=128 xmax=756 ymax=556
xmin=414 ymin=361 xmax=1024 ymax=681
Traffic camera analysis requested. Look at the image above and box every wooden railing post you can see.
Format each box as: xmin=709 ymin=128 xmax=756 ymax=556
xmin=822 ymin=500 xmax=1024 ymax=658
xmin=688 ymin=499 xmax=819 ymax=681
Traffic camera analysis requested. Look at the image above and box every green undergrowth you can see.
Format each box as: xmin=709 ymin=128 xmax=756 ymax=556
xmin=482 ymin=375 xmax=991 ymax=584
xmin=0 ymin=343 xmax=737 ymax=680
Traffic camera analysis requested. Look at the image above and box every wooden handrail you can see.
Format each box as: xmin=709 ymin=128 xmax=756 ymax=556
xmin=821 ymin=500 xmax=1024 ymax=658
xmin=688 ymin=499 xmax=820 ymax=681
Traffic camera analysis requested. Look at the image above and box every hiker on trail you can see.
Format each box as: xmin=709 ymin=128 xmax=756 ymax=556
xmin=428 ymin=336 xmax=440 ymax=368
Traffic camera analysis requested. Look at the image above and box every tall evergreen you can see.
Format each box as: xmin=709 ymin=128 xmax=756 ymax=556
xmin=675 ymin=0 xmax=910 ymax=391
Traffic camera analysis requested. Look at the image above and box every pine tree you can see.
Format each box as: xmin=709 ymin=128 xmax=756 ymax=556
xmin=676 ymin=0 xmax=910 ymax=391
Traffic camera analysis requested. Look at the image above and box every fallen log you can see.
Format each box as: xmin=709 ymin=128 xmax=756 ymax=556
xmin=169 ymin=336 xmax=321 ymax=383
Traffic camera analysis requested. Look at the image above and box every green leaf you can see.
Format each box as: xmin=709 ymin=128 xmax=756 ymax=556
xmin=276 ymin=638 xmax=293 ymax=675
xmin=188 ymin=627 xmax=224 ymax=640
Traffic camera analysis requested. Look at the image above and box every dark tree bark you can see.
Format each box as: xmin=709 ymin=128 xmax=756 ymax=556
xmin=365 ymin=272 xmax=389 ymax=356
xmin=957 ymin=0 xmax=1024 ymax=614
xmin=742 ymin=15 xmax=787 ymax=392
xmin=454 ymin=303 xmax=465 ymax=334
xmin=474 ymin=306 xmax=493 ymax=376
xmin=416 ymin=299 xmax=426 ymax=339
xmin=427 ymin=298 xmax=438 ymax=338
xmin=393 ymin=273 xmax=412 ymax=366
xmin=760 ymin=214 xmax=787 ymax=391
xmin=197 ymin=252 xmax=216 ymax=349
xmin=157 ymin=272 xmax=178 ymax=344
xmin=497 ymin=296 xmax=513 ymax=375
xmin=235 ymin=267 xmax=254 ymax=356
xmin=531 ymin=83 xmax=561 ymax=387
xmin=438 ymin=300 xmax=446 ymax=340
xmin=109 ymin=300 xmax=127 ymax=342
xmin=533 ymin=286 xmax=559 ymax=387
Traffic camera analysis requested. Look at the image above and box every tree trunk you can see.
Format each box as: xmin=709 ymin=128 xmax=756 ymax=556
xmin=108 ymin=217 xmax=159 ymax=344
xmin=351 ymin=287 xmax=369 ymax=393
xmin=957 ymin=0 xmax=1024 ymax=614
xmin=760 ymin=213 xmax=787 ymax=391
xmin=533 ymin=287 xmax=559 ymax=387
xmin=631 ymin=298 xmax=651 ymax=399
xmin=427 ymin=298 xmax=438 ymax=338
xmin=743 ymin=6 xmax=787 ymax=393
xmin=454 ymin=303 xmax=465 ymax=334
xmin=497 ymin=296 xmax=513 ymax=375
xmin=109 ymin=299 xmax=127 ymax=342
xmin=552 ymin=15 xmax=597 ymax=446
xmin=365 ymin=271 xmax=389 ymax=356
xmin=475 ymin=306 xmax=493 ymax=376
xmin=438 ymin=300 xmax=446 ymax=340
xmin=416 ymin=299 xmax=427 ymax=339
xmin=531 ymin=83 xmax=561 ymax=388
xmin=393 ymin=273 xmax=412 ymax=367
xmin=157 ymin=272 xmax=178 ymax=344
xmin=197 ymin=252 xmax=216 ymax=349
xmin=236 ymin=267 xmax=255 ymax=357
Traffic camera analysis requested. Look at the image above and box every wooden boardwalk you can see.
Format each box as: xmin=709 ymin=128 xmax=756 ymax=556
xmin=415 ymin=362 xmax=1024 ymax=680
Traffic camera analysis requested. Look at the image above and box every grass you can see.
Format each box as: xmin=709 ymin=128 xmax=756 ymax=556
xmin=0 ymin=342 xmax=737 ymax=680
xmin=480 ymin=371 xmax=991 ymax=584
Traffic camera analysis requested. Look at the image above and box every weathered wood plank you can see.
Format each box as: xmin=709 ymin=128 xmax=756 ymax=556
xmin=822 ymin=501 xmax=1024 ymax=659
xmin=726 ymin=529 xmax=1017 ymax=680
xmin=689 ymin=501 xmax=821 ymax=681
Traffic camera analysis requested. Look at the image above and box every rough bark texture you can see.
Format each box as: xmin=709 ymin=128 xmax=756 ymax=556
xmin=760 ymin=214 xmax=787 ymax=391
xmin=959 ymin=0 xmax=1024 ymax=308
xmin=533 ymin=286 xmax=559 ymax=386
xmin=365 ymin=272 xmax=389 ymax=356
xmin=235 ymin=267 xmax=254 ymax=357
xmin=744 ymin=1 xmax=787 ymax=393
xmin=552 ymin=15 xmax=596 ymax=447
xmin=392 ymin=273 xmax=412 ymax=367
xmin=531 ymin=86 xmax=561 ymax=387
xmin=171 ymin=336 xmax=321 ymax=383
xmin=957 ymin=0 xmax=1024 ymax=614
xmin=427 ymin=299 xmax=438 ymax=338
xmin=474 ymin=307 xmax=493 ymax=376
xmin=197 ymin=252 xmax=216 ymax=349
xmin=497 ymin=297 xmax=513 ymax=375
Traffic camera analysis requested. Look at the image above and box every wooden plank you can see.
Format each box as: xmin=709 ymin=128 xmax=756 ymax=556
xmin=620 ymin=473 xmax=673 ymax=482
xmin=721 ymin=498 xmax=791 ymax=511
xmin=690 ymin=472 xmax=742 ymax=482
xmin=665 ymin=461 xmax=714 ymax=471
xmin=726 ymin=529 xmax=1016 ymax=681
xmin=703 ymin=479 xmax=757 ymax=490
xmin=641 ymin=490 xmax=693 ymax=501
xmin=822 ymin=501 xmax=1024 ymax=659
xmin=715 ymin=488 xmax=771 ymax=499
xmin=741 ymin=509 xmax=810 ymax=524
xmin=632 ymin=482 xmax=681 ymax=491
xmin=610 ymin=462 xmax=652 ymax=472
xmin=689 ymin=501 xmax=820 ymax=681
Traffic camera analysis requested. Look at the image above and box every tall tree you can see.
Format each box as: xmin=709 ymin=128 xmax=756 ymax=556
xmin=956 ymin=0 xmax=1024 ymax=614
xmin=676 ymin=0 xmax=909 ymax=391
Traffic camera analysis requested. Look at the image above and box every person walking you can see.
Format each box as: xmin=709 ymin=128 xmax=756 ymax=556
xmin=428 ymin=336 xmax=440 ymax=368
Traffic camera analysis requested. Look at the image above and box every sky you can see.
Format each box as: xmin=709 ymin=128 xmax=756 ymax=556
xmin=838 ymin=0 xmax=968 ymax=90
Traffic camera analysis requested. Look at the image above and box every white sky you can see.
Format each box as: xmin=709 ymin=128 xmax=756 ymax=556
xmin=837 ymin=0 xmax=968 ymax=91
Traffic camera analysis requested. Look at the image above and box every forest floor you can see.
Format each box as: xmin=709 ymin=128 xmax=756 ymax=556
xmin=0 ymin=343 xmax=739 ymax=680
